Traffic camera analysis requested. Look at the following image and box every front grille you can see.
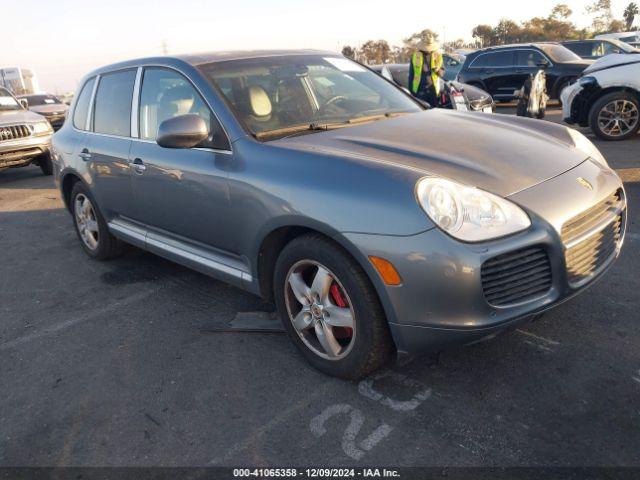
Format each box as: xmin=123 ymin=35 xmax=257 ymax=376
xmin=481 ymin=246 xmax=552 ymax=307
xmin=0 ymin=124 xmax=32 ymax=142
xmin=562 ymin=190 xmax=625 ymax=286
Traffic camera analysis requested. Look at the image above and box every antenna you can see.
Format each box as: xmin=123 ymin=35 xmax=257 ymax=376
xmin=161 ymin=39 xmax=168 ymax=56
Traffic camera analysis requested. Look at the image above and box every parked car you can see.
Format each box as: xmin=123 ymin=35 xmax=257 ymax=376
xmin=562 ymin=53 xmax=640 ymax=140
xmin=18 ymin=93 xmax=69 ymax=130
xmin=443 ymin=52 xmax=465 ymax=81
xmin=53 ymin=51 xmax=626 ymax=379
xmin=457 ymin=43 xmax=592 ymax=101
xmin=371 ymin=63 xmax=495 ymax=112
xmin=595 ymin=31 xmax=640 ymax=47
xmin=0 ymin=87 xmax=54 ymax=175
xmin=562 ymin=38 xmax=640 ymax=60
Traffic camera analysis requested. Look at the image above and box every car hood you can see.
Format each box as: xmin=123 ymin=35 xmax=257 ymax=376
xmin=275 ymin=110 xmax=589 ymax=197
xmin=0 ymin=109 xmax=46 ymax=125
xmin=583 ymin=53 xmax=640 ymax=74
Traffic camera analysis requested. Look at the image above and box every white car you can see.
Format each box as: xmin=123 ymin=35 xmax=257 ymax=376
xmin=562 ymin=53 xmax=640 ymax=140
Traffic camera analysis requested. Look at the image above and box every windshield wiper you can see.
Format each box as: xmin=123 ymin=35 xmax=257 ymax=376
xmin=256 ymin=111 xmax=411 ymax=141
xmin=256 ymin=121 xmax=350 ymax=141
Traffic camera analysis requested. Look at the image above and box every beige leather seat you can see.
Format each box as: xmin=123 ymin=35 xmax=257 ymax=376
xmin=241 ymin=85 xmax=279 ymax=132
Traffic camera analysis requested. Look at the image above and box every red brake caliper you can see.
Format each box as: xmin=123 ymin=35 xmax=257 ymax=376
xmin=330 ymin=283 xmax=353 ymax=338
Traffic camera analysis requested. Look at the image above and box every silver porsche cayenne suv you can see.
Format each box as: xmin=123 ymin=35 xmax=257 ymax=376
xmin=52 ymin=50 xmax=627 ymax=379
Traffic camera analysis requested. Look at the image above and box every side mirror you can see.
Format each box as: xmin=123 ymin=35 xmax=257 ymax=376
xmin=157 ymin=114 xmax=209 ymax=149
xmin=536 ymin=59 xmax=550 ymax=68
xmin=19 ymin=98 xmax=28 ymax=109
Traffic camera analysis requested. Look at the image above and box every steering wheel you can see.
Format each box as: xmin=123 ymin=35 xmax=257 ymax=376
xmin=320 ymin=95 xmax=348 ymax=112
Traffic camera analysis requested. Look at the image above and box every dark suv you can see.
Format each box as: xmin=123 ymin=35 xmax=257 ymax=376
xmin=457 ymin=43 xmax=591 ymax=101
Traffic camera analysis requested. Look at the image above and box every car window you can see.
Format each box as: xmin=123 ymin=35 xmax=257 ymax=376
xmin=73 ymin=77 xmax=96 ymax=130
xmin=601 ymin=41 xmax=622 ymax=55
xmin=21 ymin=94 xmax=61 ymax=106
xmin=0 ymin=87 xmax=21 ymax=111
xmin=564 ymin=42 xmax=591 ymax=57
xmin=200 ymin=55 xmax=420 ymax=139
xmin=540 ymin=44 xmax=581 ymax=62
xmin=93 ymin=70 xmax=136 ymax=136
xmin=390 ymin=67 xmax=409 ymax=89
xmin=516 ymin=50 xmax=547 ymax=66
xmin=138 ymin=67 xmax=228 ymax=150
xmin=470 ymin=51 xmax=513 ymax=68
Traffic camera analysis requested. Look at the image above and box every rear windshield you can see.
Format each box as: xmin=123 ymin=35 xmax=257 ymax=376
xmin=540 ymin=44 xmax=581 ymax=62
xmin=20 ymin=94 xmax=62 ymax=106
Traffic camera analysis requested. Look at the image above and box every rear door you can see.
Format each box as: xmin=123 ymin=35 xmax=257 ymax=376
xmin=82 ymin=69 xmax=137 ymax=221
xmin=469 ymin=51 xmax=516 ymax=100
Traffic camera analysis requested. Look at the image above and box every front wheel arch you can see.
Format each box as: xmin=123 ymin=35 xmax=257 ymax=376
xmin=256 ymin=224 xmax=401 ymax=331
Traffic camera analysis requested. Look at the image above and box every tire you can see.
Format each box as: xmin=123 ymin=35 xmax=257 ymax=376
xmin=70 ymin=182 xmax=124 ymax=260
xmin=39 ymin=153 xmax=53 ymax=176
xmin=273 ymin=234 xmax=394 ymax=379
xmin=589 ymin=91 xmax=640 ymax=141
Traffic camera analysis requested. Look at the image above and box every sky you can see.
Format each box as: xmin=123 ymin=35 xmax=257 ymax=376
xmin=3 ymin=0 xmax=633 ymax=93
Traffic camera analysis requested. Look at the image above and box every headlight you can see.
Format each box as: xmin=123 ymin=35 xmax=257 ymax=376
xmin=31 ymin=121 xmax=53 ymax=135
xmin=567 ymin=128 xmax=608 ymax=167
xmin=416 ymin=177 xmax=531 ymax=242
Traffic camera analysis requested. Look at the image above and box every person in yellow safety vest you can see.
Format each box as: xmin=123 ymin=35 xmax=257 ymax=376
xmin=408 ymin=39 xmax=445 ymax=106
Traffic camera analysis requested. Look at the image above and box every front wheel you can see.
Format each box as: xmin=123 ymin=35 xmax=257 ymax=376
xmin=589 ymin=92 xmax=640 ymax=141
xmin=274 ymin=234 xmax=393 ymax=379
xmin=39 ymin=153 xmax=53 ymax=176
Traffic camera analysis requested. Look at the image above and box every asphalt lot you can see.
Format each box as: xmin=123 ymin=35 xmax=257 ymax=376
xmin=1 ymin=106 xmax=639 ymax=468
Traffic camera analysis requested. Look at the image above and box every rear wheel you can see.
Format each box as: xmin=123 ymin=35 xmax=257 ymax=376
xmin=70 ymin=182 xmax=124 ymax=260
xmin=589 ymin=91 xmax=640 ymax=141
xmin=274 ymin=234 xmax=393 ymax=379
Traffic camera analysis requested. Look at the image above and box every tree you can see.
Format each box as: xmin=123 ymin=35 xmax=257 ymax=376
xmin=586 ymin=0 xmax=614 ymax=33
xmin=472 ymin=24 xmax=495 ymax=46
xmin=341 ymin=46 xmax=356 ymax=60
xmin=358 ymin=40 xmax=392 ymax=65
xmin=494 ymin=19 xmax=522 ymax=44
xmin=624 ymin=2 xmax=638 ymax=29
xmin=551 ymin=3 xmax=573 ymax=19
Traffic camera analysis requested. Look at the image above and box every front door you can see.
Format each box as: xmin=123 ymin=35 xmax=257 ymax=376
xmin=514 ymin=49 xmax=555 ymax=97
xmin=129 ymin=67 xmax=232 ymax=251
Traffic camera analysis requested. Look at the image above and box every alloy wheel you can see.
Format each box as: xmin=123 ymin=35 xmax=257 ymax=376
xmin=284 ymin=260 xmax=356 ymax=360
xmin=74 ymin=194 xmax=99 ymax=250
xmin=597 ymin=99 xmax=639 ymax=138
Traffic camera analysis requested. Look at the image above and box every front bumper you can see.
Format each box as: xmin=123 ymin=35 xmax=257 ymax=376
xmin=0 ymin=134 xmax=52 ymax=170
xmin=344 ymin=159 xmax=626 ymax=354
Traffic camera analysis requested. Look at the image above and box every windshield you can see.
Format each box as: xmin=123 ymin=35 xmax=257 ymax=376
xmin=199 ymin=55 xmax=421 ymax=139
xmin=20 ymin=94 xmax=62 ymax=106
xmin=540 ymin=44 xmax=582 ymax=62
xmin=610 ymin=39 xmax=640 ymax=52
xmin=0 ymin=88 xmax=21 ymax=111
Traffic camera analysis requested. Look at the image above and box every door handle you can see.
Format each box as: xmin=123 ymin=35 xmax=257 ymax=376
xmin=131 ymin=157 xmax=146 ymax=174
xmin=78 ymin=148 xmax=92 ymax=161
